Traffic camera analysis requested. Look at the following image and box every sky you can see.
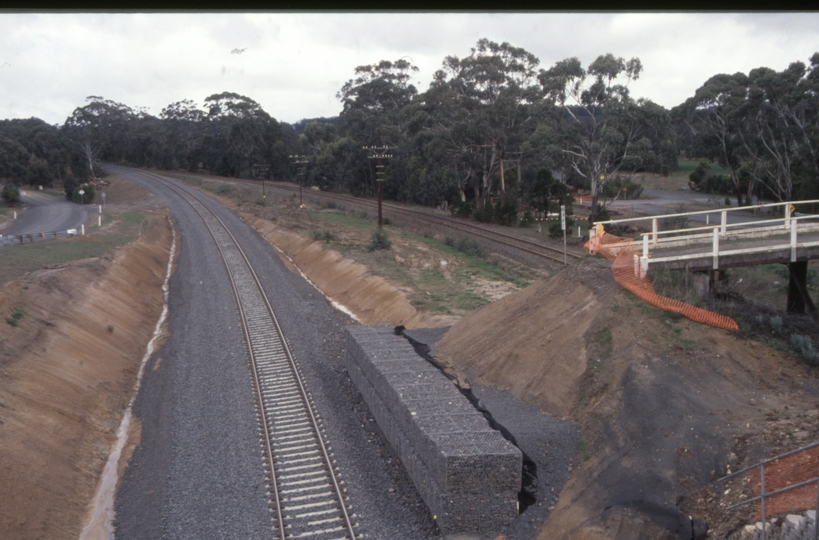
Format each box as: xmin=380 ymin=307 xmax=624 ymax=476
xmin=0 ymin=11 xmax=817 ymax=127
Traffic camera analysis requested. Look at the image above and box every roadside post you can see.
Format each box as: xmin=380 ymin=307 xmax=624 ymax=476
xmin=561 ymin=205 xmax=567 ymax=266
xmin=78 ymin=189 xmax=84 ymax=205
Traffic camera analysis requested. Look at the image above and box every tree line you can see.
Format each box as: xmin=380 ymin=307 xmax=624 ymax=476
xmin=1 ymin=39 xmax=817 ymax=225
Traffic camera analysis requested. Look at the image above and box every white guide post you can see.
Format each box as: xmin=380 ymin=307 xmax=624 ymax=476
xmin=712 ymin=227 xmax=719 ymax=269
xmin=791 ymin=220 xmax=798 ymax=262
xmin=652 ymin=218 xmax=658 ymax=246
xmin=720 ymin=211 xmax=727 ymax=237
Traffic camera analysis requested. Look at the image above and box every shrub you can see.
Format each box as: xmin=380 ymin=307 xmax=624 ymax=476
xmin=453 ymin=201 xmax=474 ymax=218
xmin=312 ymin=230 xmax=337 ymax=243
xmin=790 ymin=334 xmax=819 ymax=366
xmin=520 ymin=210 xmax=535 ymax=227
xmin=367 ymin=229 xmax=391 ymax=252
xmin=445 ymin=236 xmax=486 ymax=258
xmin=72 ymin=183 xmax=96 ymax=204
xmin=1 ymin=184 xmax=20 ymax=206
xmin=473 ymin=204 xmax=495 ymax=223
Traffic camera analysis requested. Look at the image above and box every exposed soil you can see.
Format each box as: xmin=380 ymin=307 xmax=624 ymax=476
xmin=4 ymin=168 xmax=819 ymax=540
xmin=436 ymin=258 xmax=819 ymax=539
xmin=0 ymin=210 xmax=172 ymax=539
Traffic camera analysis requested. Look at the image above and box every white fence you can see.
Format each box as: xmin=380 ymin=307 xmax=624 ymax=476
xmin=594 ymin=200 xmax=819 ymax=278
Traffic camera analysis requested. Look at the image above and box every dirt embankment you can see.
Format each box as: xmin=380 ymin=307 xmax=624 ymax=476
xmin=240 ymin=212 xmax=454 ymax=329
xmin=0 ymin=212 xmax=172 ymax=539
xmin=437 ymin=259 xmax=819 ymax=539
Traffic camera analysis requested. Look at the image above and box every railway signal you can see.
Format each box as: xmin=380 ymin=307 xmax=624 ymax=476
xmin=289 ymin=155 xmax=308 ymax=210
xmin=363 ymin=129 xmax=395 ymax=229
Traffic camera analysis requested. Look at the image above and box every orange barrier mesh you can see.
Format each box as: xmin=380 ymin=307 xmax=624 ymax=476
xmin=584 ymin=228 xmax=739 ymax=332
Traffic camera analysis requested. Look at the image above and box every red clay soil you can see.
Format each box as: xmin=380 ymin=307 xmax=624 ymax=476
xmin=0 ymin=212 xmax=172 ymax=540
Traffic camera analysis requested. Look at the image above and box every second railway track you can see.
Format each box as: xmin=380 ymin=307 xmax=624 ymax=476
xmin=168 ymin=172 xmax=584 ymax=266
xmin=114 ymin=167 xmax=357 ymax=540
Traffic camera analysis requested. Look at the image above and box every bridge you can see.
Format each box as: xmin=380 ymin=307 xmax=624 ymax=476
xmin=595 ymin=200 xmax=819 ymax=318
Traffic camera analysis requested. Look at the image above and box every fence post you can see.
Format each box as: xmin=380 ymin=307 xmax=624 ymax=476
xmin=792 ymin=221 xmax=798 ymax=262
xmin=761 ymin=461 xmax=767 ymax=540
xmin=786 ymin=203 xmax=792 ymax=231
xmin=652 ymin=218 xmax=658 ymax=246
xmin=713 ymin=228 xmax=719 ymax=270
xmin=721 ymin=211 xmax=727 ymax=237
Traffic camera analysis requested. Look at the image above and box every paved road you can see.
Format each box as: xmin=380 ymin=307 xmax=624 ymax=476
xmin=109 ymin=166 xmax=436 ymax=539
xmin=0 ymin=190 xmax=88 ymax=236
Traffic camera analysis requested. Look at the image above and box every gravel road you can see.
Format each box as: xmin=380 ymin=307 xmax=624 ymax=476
xmin=0 ymin=190 xmax=88 ymax=235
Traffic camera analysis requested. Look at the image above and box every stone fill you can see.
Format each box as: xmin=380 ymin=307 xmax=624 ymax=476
xmin=346 ymin=324 xmax=521 ymax=535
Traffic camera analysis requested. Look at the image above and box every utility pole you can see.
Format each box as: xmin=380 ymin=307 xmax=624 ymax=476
xmin=364 ymin=129 xmax=394 ymax=229
xmin=289 ymin=155 xmax=308 ymax=210
xmin=252 ymin=164 xmax=269 ymax=207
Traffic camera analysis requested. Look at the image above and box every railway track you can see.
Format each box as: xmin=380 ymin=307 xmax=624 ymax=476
xmin=114 ymin=167 xmax=357 ymax=540
xmin=169 ymin=172 xmax=584 ymax=266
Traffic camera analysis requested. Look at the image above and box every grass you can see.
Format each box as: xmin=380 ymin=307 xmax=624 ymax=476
xmin=0 ymin=210 xmax=148 ymax=285
xmin=593 ymin=326 xmax=613 ymax=359
xmin=676 ymin=159 xmax=730 ymax=177
xmin=306 ymin=209 xmax=373 ymax=230
xmin=6 ymin=306 xmax=24 ymax=327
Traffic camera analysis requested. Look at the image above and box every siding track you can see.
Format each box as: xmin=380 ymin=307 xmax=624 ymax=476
xmin=112 ymin=167 xmax=357 ymax=540
xmin=170 ymin=173 xmax=583 ymax=266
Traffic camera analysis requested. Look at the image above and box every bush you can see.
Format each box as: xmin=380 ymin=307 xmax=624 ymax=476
xmin=521 ymin=210 xmax=534 ymax=227
xmin=72 ymin=183 xmax=96 ymax=204
xmin=444 ymin=236 xmax=486 ymax=258
xmin=493 ymin=201 xmax=518 ymax=226
xmin=312 ymin=230 xmax=337 ymax=243
xmin=790 ymin=334 xmax=819 ymax=366
xmin=473 ymin=204 xmax=495 ymax=223
xmin=452 ymin=201 xmax=474 ymax=218
xmin=1 ymin=184 xmax=20 ymax=206
xmin=366 ymin=229 xmax=391 ymax=252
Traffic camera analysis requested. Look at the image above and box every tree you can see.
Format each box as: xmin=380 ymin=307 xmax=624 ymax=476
xmin=1 ymin=183 xmax=20 ymax=205
xmin=538 ymin=53 xmax=645 ymax=223
xmin=0 ymin=135 xmax=31 ymax=186
xmin=161 ymin=99 xmax=206 ymax=170
xmin=433 ymin=39 xmax=542 ymax=210
xmin=63 ymin=96 xmax=136 ymax=178
xmin=737 ymin=57 xmax=819 ymax=201
xmin=674 ymin=73 xmax=748 ymax=206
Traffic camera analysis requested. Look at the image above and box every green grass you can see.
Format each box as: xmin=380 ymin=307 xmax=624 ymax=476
xmin=306 ymin=210 xmax=373 ymax=230
xmin=593 ymin=326 xmax=613 ymax=359
xmin=676 ymin=159 xmax=730 ymax=176
xmin=6 ymin=306 xmax=24 ymax=327
xmin=0 ymin=210 xmax=146 ymax=284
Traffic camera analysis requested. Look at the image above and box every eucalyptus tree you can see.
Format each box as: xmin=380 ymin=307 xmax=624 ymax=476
xmin=673 ymin=73 xmax=749 ymax=206
xmin=538 ymin=53 xmax=645 ymax=223
xmin=334 ymin=58 xmax=419 ymax=196
xmin=63 ymin=96 xmax=136 ymax=178
xmin=161 ymin=99 xmax=206 ymax=170
xmin=432 ymin=39 xmax=542 ymax=210
xmin=738 ymin=56 xmax=819 ymax=201
xmin=201 ymin=92 xmax=281 ymax=178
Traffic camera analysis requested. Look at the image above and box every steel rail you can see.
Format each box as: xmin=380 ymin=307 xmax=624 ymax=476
xmin=169 ymin=173 xmax=583 ymax=265
xmin=113 ymin=166 xmax=357 ymax=540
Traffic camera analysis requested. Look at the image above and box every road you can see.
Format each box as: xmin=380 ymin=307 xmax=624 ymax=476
xmin=0 ymin=190 xmax=88 ymax=236
xmin=108 ymin=166 xmax=437 ymax=539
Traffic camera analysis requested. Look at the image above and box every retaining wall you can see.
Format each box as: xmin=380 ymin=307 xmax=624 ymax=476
xmin=346 ymin=324 xmax=521 ymax=535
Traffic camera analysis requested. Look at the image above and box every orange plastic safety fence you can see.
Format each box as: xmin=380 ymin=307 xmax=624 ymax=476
xmin=585 ymin=231 xmax=739 ymax=332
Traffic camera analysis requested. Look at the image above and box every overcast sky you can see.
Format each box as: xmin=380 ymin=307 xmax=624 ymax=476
xmin=1 ymin=11 xmax=817 ymax=127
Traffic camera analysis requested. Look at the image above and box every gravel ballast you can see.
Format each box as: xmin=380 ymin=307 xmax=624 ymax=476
xmin=111 ymin=167 xmax=577 ymax=540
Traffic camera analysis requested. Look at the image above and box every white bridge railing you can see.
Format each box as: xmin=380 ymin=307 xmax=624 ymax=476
xmin=593 ymin=200 xmax=819 ymax=278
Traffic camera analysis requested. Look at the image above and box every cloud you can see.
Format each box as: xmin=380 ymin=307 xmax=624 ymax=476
xmin=0 ymin=12 xmax=817 ymax=125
